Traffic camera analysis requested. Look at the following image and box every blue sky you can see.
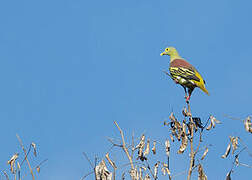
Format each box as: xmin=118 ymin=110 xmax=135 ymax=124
xmin=0 ymin=0 xmax=252 ymax=179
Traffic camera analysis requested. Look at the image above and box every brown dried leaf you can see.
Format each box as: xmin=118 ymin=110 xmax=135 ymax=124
xmin=177 ymin=134 xmax=188 ymax=154
xmin=165 ymin=139 xmax=170 ymax=157
xmin=170 ymin=134 xmax=174 ymax=142
xmin=7 ymin=153 xmax=19 ymax=173
xmin=105 ymin=153 xmax=117 ymax=169
xmin=226 ymin=171 xmax=232 ymax=180
xmin=198 ymin=164 xmax=207 ymax=180
xmin=169 ymin=112 xmax=176 ymax=122
xmin=130 ymin=168 xmax=138 ymax=180
xmin=206 ymin=121 xmax=212 ymax=131
xmin=31 ymin=142 xmax=37 ymax=157
xmin=189 ymin=123 xmax=194 ymax=137
xmin=235 ymin=155 xmax=239 ymax=166
xmin=182 ymin=121 xmax=187 ymax=134
xmin=136 ymin=134 xmax=146 ymax=160
xmin=221 ymin=143 xmax=231 ymax=159
xmin=95 ymin=160 xmax=112 ymax=180
xmin=154 ymin=162 xmax=159 ymax=179
xmin=161 ymin=167 xmax=166 ymax=176
xmin=244 ymin=116 xmax=252 ymax=133
xmin=152 ymin=141 xmax=156 ymax=155
xmin=162 ymin=163 xmax=171 ymax=176
xmin=144 ymin=174 xmax=151 ymax=180
xmin=230 ymin=136 xmax=238 ymax=154
xmin=211 ymin=115 xmax=221 ymax=124
xmin=201 ymin=147 xmax=209 ymax=160
xmin=144 ymin=139 xmax=150 ymax=157
xmin=136 ymin=134 xmax=145 ymax=149
xmin=210 ymin=116 xmax=216 ymax=128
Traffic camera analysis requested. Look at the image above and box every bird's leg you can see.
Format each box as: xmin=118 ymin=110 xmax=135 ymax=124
xmin=183 ymin=86 xmax=188 ymax=99
xmin=186 ymin=88 xmax=195 ymax=102
xmin=186 ymin=94 xmax=191 ymax=102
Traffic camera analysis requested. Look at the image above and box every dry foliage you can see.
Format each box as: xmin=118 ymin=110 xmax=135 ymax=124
xmin=2 ymin=134 xmax=47 ymax=180
xmin=82 ymin=104 xmax=252 ymax=180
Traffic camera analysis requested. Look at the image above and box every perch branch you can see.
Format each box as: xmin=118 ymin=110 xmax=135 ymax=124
xmin=186 ymin=101 xmax=195 ymax=180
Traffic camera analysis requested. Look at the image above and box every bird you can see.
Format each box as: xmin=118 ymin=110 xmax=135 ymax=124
xmin=160 ymin=47 xmax=209 ymax=102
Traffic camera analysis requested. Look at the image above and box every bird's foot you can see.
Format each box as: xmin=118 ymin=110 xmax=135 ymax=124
xmin=185 ymin=95 xmax=190 ymax=102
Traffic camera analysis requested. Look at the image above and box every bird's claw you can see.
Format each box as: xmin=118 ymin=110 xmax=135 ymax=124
xmin=185 ymin=95 xmax=190 ymax=102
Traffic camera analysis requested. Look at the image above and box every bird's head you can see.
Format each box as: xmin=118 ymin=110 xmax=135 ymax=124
xmin=160 ymin=47 xmax=179 ymax=56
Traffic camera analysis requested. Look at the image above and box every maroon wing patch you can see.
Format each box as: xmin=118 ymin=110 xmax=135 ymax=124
xmin=170 ymin=59 xmax=194 ymax=70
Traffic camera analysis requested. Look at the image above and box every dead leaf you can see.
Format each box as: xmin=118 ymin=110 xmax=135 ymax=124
xmin=221 ymin=143 xmax=231 ymax=159
xmin=136 ymin=134 xmax=146 ymax=161
xmin=154 ymin=162 xmax=159 ymax=179
xmin=206 ymin=121 xmax=212 ymax=131
xmin=144 ymin=174 xmax=151 ymax=180
xmin=201 ymin=147 xmax=209 ymax=160
xmin=95 ymin=160 xmax=112 ymax=180
xmin=31 ymin=142 xmax=37 ymax=157
xmin=178 ymin=134 xmax=188 ymax=154
xmin=152 ymin=141 xmax=156 ymax=155
xmin=7 ymin=153 xmax=19 ymax=173
xmin=170 ymin=134 xmax=174 ymax=142
xmin=105 ymin=153 xmax=117 ymax=169
xmin=226 ymin=171 xmax=232 ymax=180
xmin=230 ymin=136 xmax=238 ymax=155
xmin=169 ymin=112 xmax=177 ymax=122
xmin=235 ymin=155 xmax=239 ymax=166
xmin=198 ymin=164 xmax=208 ymax=180
xmin=244 ymin=116 xmax=252 ymax=133
xmin=144 ymin=139 xmax=150 ymax=157
xmin=165 ymin=139 xmax=170 ymax=157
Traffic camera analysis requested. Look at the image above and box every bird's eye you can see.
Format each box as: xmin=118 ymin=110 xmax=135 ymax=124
xmin=165 ymin=48 xmax=169 ymax=52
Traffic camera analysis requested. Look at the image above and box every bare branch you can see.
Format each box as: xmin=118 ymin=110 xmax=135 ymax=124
xmin=16 ymin=134 xmax=35 ymax=180
xmin=114 ymin=121 xmax=134 ymax=170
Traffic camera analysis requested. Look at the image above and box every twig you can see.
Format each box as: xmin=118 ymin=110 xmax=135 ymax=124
xmin=114 ymin=121 xmax=134 ymax=170
xmin=172 ymin=164 xmax=199 ymax=178
xmin=107 ymin=137 xmax=123 ymax=148
xmin=82 ymin=152 xmax=94 ymax=168
xmin=21 ymin=159 xmax=48 ymax=179
xmin=20 ymin=144 xmax=32 ymax=166
xmin=238 ymin=137 xmax=252 ymax=157
xmin=145 ymin=161 xmax=156 ymax=179
xmin=80 ymin=171 xmax=94 ymax=180
xmin=195 ymin=131 xmax=203 ymax=154
xmin=3 ymin=171 xmax=9 ymax=180
xmin=131 ymin=132 xmax=134 ymax=162
xmin=239 ymin=163 xmax=252 ymax=168
xmin=94 ymin=156 xmax=98 ymax=180
xmin=16 ymin=134 xmax=35 ymax=180
xmin=223 ymin=114 xmax=243 ymax=122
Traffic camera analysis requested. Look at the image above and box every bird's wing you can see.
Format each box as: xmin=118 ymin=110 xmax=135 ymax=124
xmin=169 ymin=59 xmax=200 ymax=82
xmin=169 ymin=58 xmax=209 ymax=95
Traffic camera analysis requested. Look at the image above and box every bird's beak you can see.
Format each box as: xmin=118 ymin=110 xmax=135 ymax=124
xmin=160 ymin=51 xmax=167 ymax=56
